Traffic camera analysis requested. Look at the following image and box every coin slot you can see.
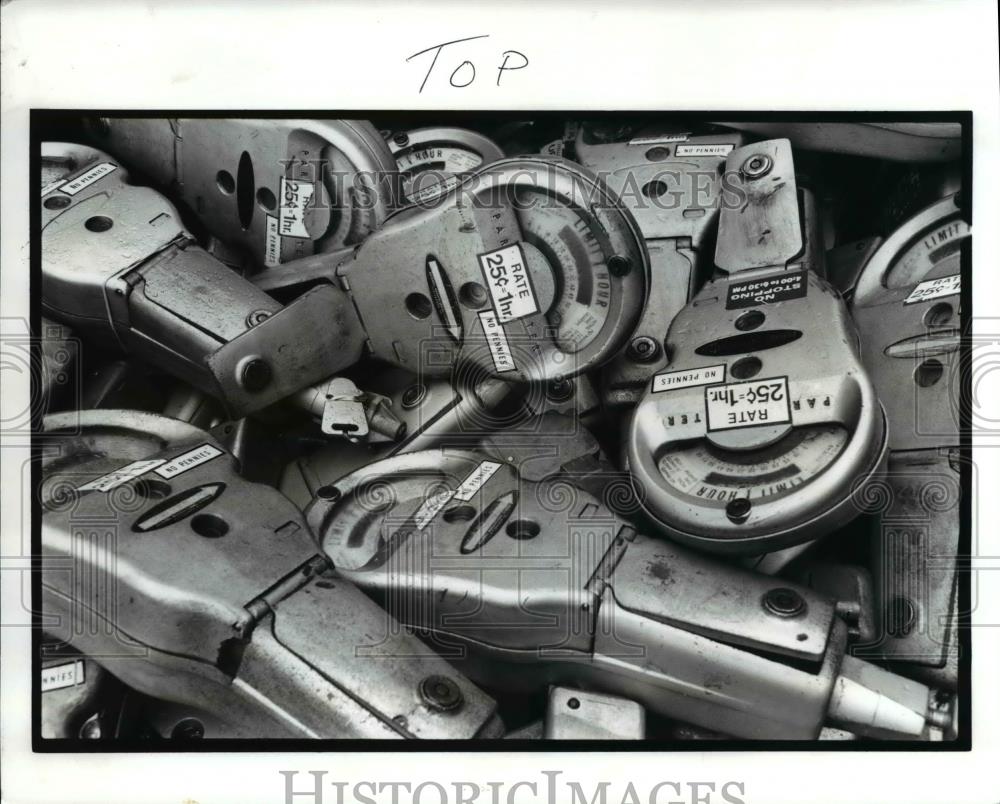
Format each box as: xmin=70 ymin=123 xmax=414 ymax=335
xmin=236 ymin=150 xmax=255 ymax=231
xmin=405 ymin=292 xmax=433 ymax=320
xmin=914 ymin=358 xmax=944 ymax=387
xmin=506 ymin=519 xmax=540 ymax=540
xmin=729 ymin=356 xmax=762 ymax=380
xmin=695 ymin=329 xmax=802 ymax=357
xmin=84 ymin=216 xmax=113 ymax=233
xmin=216 ymin=170 xmax=236 ymax=194
xmin=190 ymin=513 xmax=229 ymax=539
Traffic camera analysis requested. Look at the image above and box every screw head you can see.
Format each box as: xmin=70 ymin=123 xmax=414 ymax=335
xmin=725 ymin=497 xmax=752 ymax=523
xmin=44 ymin=195 xmax=71 ymax=210
xmin=401 ymin=383 xmax=427 ymax=410
xmin=545 ymin=377 xmax=575 ymax=403
xmin=418 ymin=675 xmax=463 ymax=712
xmin=245 ymin=310 xmax=271 ymax=328
xmin=763 ymin=587 xmax=807 ymax=618
xmin=238 ymin=358 xmax=272 ymax=391
xmin=886 ymin=596 xmax=918 ymax=637
xmin=741 ymin=153 xmax=773 ymax=180
xmin=392 ymin=132 xmax=410 ymax=148
xmin=78 ymin=714 xmax=102 ymax=740
xmin=170 ymin=718 xmax=205 ymax=739
xmin=607 ymin=254 xmax=632 ymax=277
xmin=627 ymin=336 xmax=660 ymax=363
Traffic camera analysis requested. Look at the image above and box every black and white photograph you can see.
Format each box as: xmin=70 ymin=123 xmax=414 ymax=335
xmin=32 ymin=113 xmax=969 ymax=746
xmin=2 ymin=3 xmax=998 ymax=803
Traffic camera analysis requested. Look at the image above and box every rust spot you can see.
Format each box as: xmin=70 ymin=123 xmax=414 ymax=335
xmin=703 ymin=671 xmax=731 ymax=692
xmin=648 ymin=561 xmax=674 ymax=584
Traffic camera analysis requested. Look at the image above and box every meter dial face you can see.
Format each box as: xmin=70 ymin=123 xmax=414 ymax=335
xmin=656 ymin=425 xmax=849 ymax=505
xmin=391 ymin=129 xmax=504 ymax=204
xmin=513 ymin=188 xmax=613 ymax=354
xmin=885 ymin=214 xmax=968 ymax=289
xmin=397 ymin=145 xmax=483 ymax=202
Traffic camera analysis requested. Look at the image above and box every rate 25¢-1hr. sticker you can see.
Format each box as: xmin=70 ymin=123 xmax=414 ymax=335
xmin=478 ymin=243 xmax=538 ymax=324
xmin=705 ymin=377 xmax=792 ymax=432
xmin=278 ymin=177 xmax=315 ymax=239
xmin=904 ymin=274 xmax=960 ymax=305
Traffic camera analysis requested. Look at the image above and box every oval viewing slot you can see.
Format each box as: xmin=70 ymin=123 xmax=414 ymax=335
xmin=695 ymin=329 xmax=803 ymax=357
xmin=236 ymin=151 xmax=255 ymax=231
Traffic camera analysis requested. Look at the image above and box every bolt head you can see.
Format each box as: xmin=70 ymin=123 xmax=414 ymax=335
xmin=607 ymin=254 xmax=632 ymax=277
xmin=401 ymin=384 xmax=427 ymax=410
xmin=741 ymin=153 xmax=773 ymax=180
xmin=238 ymin=358 xmax=272 ymax=391
xmin=725 ymin=496 xmax=752 ymax=523
xmin=763 ymin=587 xmax=807 ymax=618
xmin=627 ymin=336 xmax=660 ymax=363
xmin=418 ymin=675 xmax=463 ymax=712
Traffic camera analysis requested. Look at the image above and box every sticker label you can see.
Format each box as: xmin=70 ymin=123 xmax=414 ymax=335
xmin=479 ymin=311 xmax=517 ymax=372
xmin=409 ymin=175 xmax=459 ymax=204
xmin=58 ymin=162 xmax=117 ymax=196
xmin=904 ymin=274 xmax=960 ymax=305
xmin=264 ymin=215 xmax=281 ymax=266
xmin=77 ymin=459 xmax=165 ymax=492
xmin=652 ymin=364 xmax=726 ymax=393
xmin=675 ymin=143 xmax=734 ymax=158
xmin=453 ymin=461 xmax=503 ymax=501
xmin=628 ymin=132 xmax=690 ymax=146
xmin=541 ymin=139 xmax=566 ymax=156
xmin=705 ymin=376 xmax=792 ymax=431
xmin=726 ymin=270 xmax=807 ymax=309
xmin=42 ymin=660 xmax=85 ymax=692
xmin=154 ymin=444 xmax=223 ymax=479
xmin=278 ymin=177 xmax=315 ymax=239
xmin=478 ymin=243 xmax=538 ymax=323
xmin=413 ymin=489 xmax=455 ymax=531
